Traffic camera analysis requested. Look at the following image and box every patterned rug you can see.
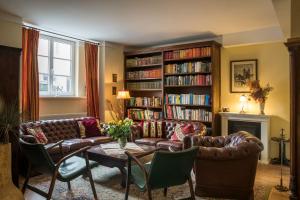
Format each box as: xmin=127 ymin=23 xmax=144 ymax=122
xmin=26 ymin=165 xmax=271 ymax=200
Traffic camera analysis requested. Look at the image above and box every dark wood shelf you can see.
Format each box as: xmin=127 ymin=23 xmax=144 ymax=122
xmin=164 ymin=85 xmax=211 ymax=88
xmin=127 ymin=106 xmax=162 ymax=109
xmin=164 ymin=56 xmax=211 ymax=62
xmin=165 ymin=118 xmax=212 ymax=123
xmin=164 ymin=72 xmax=211 ymax=76
xmin=126 ymin=63 xmax=162 ymax=69
xmin=126 ymin=78 xmax=162 ymax=81
xmin=166 ymin=104 xmax=211 ymax=108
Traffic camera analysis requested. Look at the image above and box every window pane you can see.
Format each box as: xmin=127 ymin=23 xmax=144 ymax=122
xmin=38 ymin=38 xmax=49 ymax=56
xmin=53 ymin=76 xmax=72 ymax=95
xmin=54 ymin=41 xmax=71 ymax=59
xmin=38 ymin=56 xmax=49 ymax=74
xmin=39 ymin=74 xmax=49 ymax=95
xmin=53 ymin=59 xmax=71 ymax=76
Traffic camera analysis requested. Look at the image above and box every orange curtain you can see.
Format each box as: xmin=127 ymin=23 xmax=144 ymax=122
xmin=85 ymin=43 xmax=100 ymax=118
xmin=22 ymin=28 xmax=40 ymax=121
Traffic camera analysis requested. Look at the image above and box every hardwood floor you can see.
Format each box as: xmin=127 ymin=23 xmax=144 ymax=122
xmin=22 ymin=163 xmax=290 ymax=200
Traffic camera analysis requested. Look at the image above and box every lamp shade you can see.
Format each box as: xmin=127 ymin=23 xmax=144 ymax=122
xmin=117 ymin=90 xmax=131 ymax=99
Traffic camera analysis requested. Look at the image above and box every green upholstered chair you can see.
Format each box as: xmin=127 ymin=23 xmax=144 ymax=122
xmin=125 ymin=146 xmax=198 ymax=200
xmin=19 ymin=138 xmax=98 ymax=200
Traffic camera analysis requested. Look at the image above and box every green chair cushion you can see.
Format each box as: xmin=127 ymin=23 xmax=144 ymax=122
xmin=131 ymin=163 xmax=151 ymax=191
xmin=58 ymin=156 xmax=97 ymax=181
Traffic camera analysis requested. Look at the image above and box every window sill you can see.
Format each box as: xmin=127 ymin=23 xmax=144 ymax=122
xmin=40 ymin=96 xmax=86 ymax=100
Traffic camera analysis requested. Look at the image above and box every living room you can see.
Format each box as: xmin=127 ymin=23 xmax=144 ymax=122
xmin=0 ymin=0 xmax=299 ymax=200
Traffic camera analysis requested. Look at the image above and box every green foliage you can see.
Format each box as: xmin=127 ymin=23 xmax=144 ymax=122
xmin=0 ymin=99 xmax=20 ymax=144
xmin=107 ymin=118 xmax=133 ymax=140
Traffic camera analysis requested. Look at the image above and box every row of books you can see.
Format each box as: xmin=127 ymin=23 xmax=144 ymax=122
xmin=127 ymin=81 xmax=162 ymax=90
xmin=165 ymin=75 xmax=212 ymax=86
xmin=127 ymin=109 xmax=162 ymax=120
xmin=165 ymin=105 xmax=212 ymax=122
xmin=165 ymin=93 xmax=211 ymax=106
xmin=127 ymin=69 xmax=162 ymax=80
xmin=164 ymin=47 xmax=211 ymax=60
xmin=128 ymin=96 xmax=162 ymax=107
xmin=164 ymin=62 xmax=211 ymax=74
xmin=126 ymin=55 xmax=162 ymax=67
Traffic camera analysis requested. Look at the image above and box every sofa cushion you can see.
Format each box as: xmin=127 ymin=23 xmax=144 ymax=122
xmin=63 ymin=139 xmax=93 ymax=151
xmin=157 ymin=140 xmax=183 ymax=150
xmin=78 ymin=118 xmax=103 ymax=138
xmin=135 ymin=138 xmax=167 ymax=146
xmin=27 ymin=126 xmax=48 ymax=144
xmin=83 ymin=136 xmax=112 ymax=145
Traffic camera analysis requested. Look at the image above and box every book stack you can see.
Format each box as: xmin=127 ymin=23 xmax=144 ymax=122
xmin=126 ymin=55 xmax=162 ymax=67
xmin=127 ymin=81 xmax=162 ymax=90
xmin=127 ymin=69 xmax=162 ymax=80
xmin=164 ymin=47 xmax=211 ymax=60
xmin=165 ymin=75 xmax=212 ymax=86
xmin=128 ymin=96 xmax=162 ymax=107
xmin=165 ymin=105 xmax=212 ymax=122
xmin=127 ymin=109 xmax=162 ymax=120
xmin=164 ymin=62 xmax=211 ymax=74
xmin=165 ymin=93 xmax=210 ymax=106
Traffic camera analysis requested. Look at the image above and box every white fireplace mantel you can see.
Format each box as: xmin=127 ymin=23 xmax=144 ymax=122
xmin=219 ymin=112 xmax=271 ymax=164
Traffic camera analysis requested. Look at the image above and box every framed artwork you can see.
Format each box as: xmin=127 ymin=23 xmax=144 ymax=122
xmin=112 ymin=86 xmax=117 ymax=95
xmin=230 ymin=59 xmax=258 ymax=93
xmin=112 ymin=74 xmax=117 ymax=82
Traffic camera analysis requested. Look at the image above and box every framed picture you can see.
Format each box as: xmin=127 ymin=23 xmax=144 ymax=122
xmin=112 ymin=74 xmax=117 ymax=82
xmin=230 ymin=59 xmax=258 ymax=93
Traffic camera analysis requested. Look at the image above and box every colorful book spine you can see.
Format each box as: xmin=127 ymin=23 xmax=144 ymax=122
xmin=128 ymin=96 xmax=162 ymax=107
xmin=164 ymin=62 xmax=211 ymax=74
xmin=126 ymin=55 xmax=162 ymax=67
xmin=127 ymin=109 xmax=162 ymax=120
xmin=127 ymin=81 xmax=162 ymax=90
xmin=164 ymin=47 xmax=211 ymax=60
xmin=127 ymin=69 xmax=162 ymax=80
xmin=164 ymin=105 xmax=212 ymax=122
xmin=165 ymin=94 xmax=211 ymax=106
xmin=165 ymin=75 xmax=212 ymax=86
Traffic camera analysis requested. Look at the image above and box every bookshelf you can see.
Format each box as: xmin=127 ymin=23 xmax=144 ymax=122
xmin=124 ymin=41 xmax=221 ymax=135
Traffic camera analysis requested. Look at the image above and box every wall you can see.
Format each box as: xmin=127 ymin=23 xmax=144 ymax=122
xmin=100 ymin=42 xmax=124 ymax=122
xmin=221 ymin=42 xmax=290 ymax=158
xmin=39 ymin=42 xmax=87 ymax=119
xmin=0 ymin=15 xmax=22 ymax=48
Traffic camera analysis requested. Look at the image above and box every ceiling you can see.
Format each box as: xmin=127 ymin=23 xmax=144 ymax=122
xmin=0 ymin=0 xmax=280 ymax=46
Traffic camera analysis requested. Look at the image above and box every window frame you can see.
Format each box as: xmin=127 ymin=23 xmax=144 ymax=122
xmin=38 ymin=34 xmax=76 ymax=97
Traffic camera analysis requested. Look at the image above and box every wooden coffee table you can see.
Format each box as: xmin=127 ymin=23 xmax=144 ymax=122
xmin=87 ymin=142 xmax=156 ymax=187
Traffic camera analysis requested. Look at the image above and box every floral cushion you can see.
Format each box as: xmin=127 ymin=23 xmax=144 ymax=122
xmin=27 ymin=126 xmax=48 ymax=144
xmin=171 ymin=124 xmax=194 ymax=141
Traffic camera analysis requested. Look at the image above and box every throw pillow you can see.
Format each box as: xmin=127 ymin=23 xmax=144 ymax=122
xmin=171 ymin=123 xmax=194 ymax=141
xmin=77 ymin=118 xmax=102 ymax=138
xmin=150 ymin=121 xmax=157 ymax=138
xmin=181 ymin=124 xmax=194 ymax=134
xmin=156 ymin=121 xmax=165 ymax=138
xmin=27 ymin=126 xmax=48 ymax=144
xmin=143 ymin=121 xmax=150 ymax=137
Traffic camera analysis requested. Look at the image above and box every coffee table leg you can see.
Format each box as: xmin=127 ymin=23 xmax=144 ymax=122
xmin=118 ymin=167 xmax=127 ymax=188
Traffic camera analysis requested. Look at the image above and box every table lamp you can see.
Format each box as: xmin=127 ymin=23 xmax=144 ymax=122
xmin=117 ymin=90 xmax=131 ymax=99
xmin=240 ymin=94 xmax=247 ymax=113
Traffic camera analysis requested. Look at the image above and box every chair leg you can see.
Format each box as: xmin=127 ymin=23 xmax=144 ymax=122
xmin=188 ymin=176 xmax=195 ymax=200
xmin=87 ymin=169 xmax=98 ymax=200
xmin=47 ymin=173 xmax=57 ymax=200
xmin=67 ymin=181 xmax=71 ymax=191
xmin=163 ymin=187 xmax=168 ymax=197
xmin=125 ymin=175 xmax=130 ymax=200
xmin=22 ymin=163 xmax=31 ymax=193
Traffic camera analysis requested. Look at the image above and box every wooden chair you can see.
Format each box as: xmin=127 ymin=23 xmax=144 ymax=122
xmin=125 ymin=146 xmax=198 ymax=200
xmin=19 ymin=138 xmax=98 ymax=200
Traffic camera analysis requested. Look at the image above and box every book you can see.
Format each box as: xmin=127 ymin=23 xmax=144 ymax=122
xmin=127 ymin=109 xmax=162 ymax=120
xmin=165 ymin=75 xmax=212 ymax=86
xmin=165 ymin=62 xmax=211 ymax=74
xmin=164 ymin=47 xmax=211 ymax=60
xmin=165 ymin=93 xmax=211 ymax=106
xmin=164 ymin=105 xmax=212 ymax=122
xmin=127 ymin=81 xmax=162 ymax=90
xmin=128 ymin=96 xmax=162 ymax=107
xmin=126 ymin=55 xmax=162 ymax=67
xmin=127 ymin=68 xmax=162 ymax=80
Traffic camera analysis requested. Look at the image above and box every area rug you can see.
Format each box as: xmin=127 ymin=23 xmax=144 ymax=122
xmin=26 ymin=165 xmax=271 ymax=200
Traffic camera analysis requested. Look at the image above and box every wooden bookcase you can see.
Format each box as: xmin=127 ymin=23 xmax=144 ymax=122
xmin=124 ymin=41 xmax=221 ymax=135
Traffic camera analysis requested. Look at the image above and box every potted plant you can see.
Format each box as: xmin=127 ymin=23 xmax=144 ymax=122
xmin=0 ymin=98 xmax=24 ymax=200
xmin=248 ymin=80 xmax=273 ymax=115
xmin=108 ymin=118 xmax=133 ymax=149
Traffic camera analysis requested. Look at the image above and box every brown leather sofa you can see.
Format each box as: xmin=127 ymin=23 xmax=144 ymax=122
xmin=19 ymin=117 xmax=112 ymax=160
xmin=189 ymin=131 xmax=264 ymax=200
xmin=131 ymin=120 xmax=208 ymax=151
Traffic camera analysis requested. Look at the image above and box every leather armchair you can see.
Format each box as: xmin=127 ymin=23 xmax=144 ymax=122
xmin=190 ymin=131 xmax=264 ymax=200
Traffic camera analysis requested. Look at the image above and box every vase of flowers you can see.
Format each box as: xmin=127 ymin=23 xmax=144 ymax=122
xmin=108 ymin=118 xmax=133 ymax=149
xmin=248 ymin=80 xmax=273 ymax=115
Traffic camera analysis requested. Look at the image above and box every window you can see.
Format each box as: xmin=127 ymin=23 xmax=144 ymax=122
xmin=38 ymin=35 xmax=75 ymax=96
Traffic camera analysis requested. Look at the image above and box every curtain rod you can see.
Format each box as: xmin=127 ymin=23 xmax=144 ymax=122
xmin=22 ymin=24 xmax=103 ymax=46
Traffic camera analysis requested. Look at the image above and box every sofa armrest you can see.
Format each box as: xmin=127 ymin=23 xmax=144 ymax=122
xmin=196 ymin=141 xmax=263 ymax=161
